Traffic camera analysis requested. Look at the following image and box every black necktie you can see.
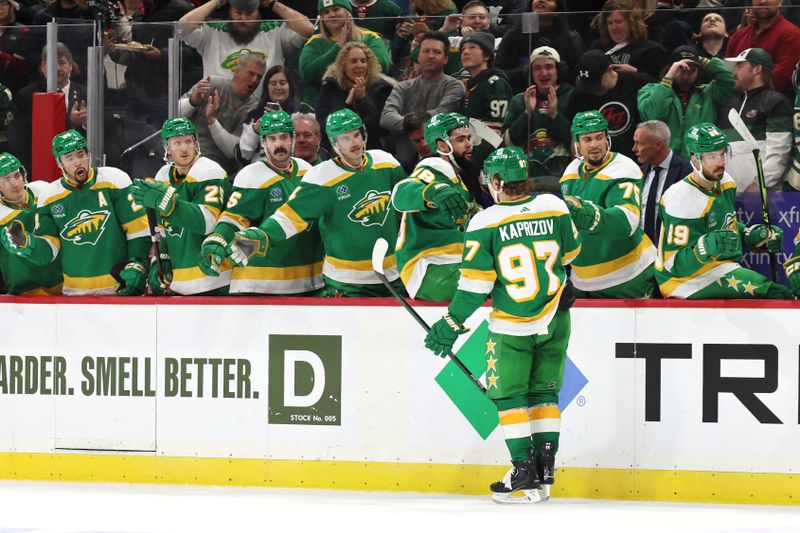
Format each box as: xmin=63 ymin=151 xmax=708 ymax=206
xmin=644 ymin=166 xmax=663 ymax=243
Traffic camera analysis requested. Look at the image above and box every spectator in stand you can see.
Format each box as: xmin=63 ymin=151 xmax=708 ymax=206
xmin=409 ymin=0 xmax=458 ymax=31
xmin=178 ymin=0 xmax=313 ymax=96
xmin=694 ymin=11 xmax=729 ymax=60
xmin=316 ymin=42 xmax=395 ymax=150
xmin=251 ymin=65 xmax=312 ymax=120
xmin=439 ymin=0 xmax=505 ymax=38
xmin=718 ymin=47 xmax=793 ymax=192
xmin=299 ymin=0 xmax=390 ymax=107
xmin=789 ymin=68 xmax=800 ymax=191
xmin=178 ymin=53 xmax=265 ymax=174
xmin=9 ymin=43 xmax=86 ymax=172
xmin=725 ymin=0 xmax=800 ymax=94
xmin=565 ymin=49 xmax=651 ymax=157
xmin=588 ymin=0 xmax=668 ymax=80
xmin=380 ymin=31 xmax=466 ymax=163
xmin=30 ymin=0 xmax=94 ymax=76
xmin=631 ymin=120 xmax=693 ymax=248
xmin=400 ymin=110 xmax=433 ymax=173
xmin=292 ymin=112 xmax=328 ymax=165
xmin=0 ymin=0 xmax=29 ymax=94
xmin=637 ymin=44 xmax=734 ymax=158
xmin=502 ymin=46 xmax=573 ymax=190
xmin=349 ymin=0 xmax=405 ymax=41
xmin=495 ymin=0 xmax=584 ymax=94
xmin=458 ymin=31 xmax=512 ymax=165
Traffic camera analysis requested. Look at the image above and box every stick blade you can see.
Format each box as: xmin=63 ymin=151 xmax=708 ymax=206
xmin=371 ymin=238 xmax=389 ymax=274
xmin=727 ymin=108 xmax=759 ymax=148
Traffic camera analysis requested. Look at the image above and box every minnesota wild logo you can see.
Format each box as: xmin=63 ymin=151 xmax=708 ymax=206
xmin=348 ymin=190 xmax=391 ymax=227
xmin=60 ymin=209 xmax=110 ymax=245
xmin=220 ymin=49 xmax=267 ymax=71
xmin=165 ymin=222 xmax=184 ymax=239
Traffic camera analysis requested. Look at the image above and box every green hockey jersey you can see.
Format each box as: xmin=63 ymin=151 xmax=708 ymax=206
xmin=460 ymin=68 xmax=513 ymax=132
xmin=392 ymin=156 xmax=469 ymax=298
xmin=559 ymin=153 xmax=655 ymax=292
xmin=216 ymin=157 xmax=324 ymax=294
xmin=0 ymin=181 xmax=63 ymax=295
xmin=34 ymin=167 xmax=150 ymax=295
xmin=655 ymin=172 xmax=741 ymax=298
xmin=260 ymin=150 xmax=406 ymax=287
xmin=456 ymin=193 xmax=581 ymax=335
xmin=153 ymin=156 xmax=230 ymax=295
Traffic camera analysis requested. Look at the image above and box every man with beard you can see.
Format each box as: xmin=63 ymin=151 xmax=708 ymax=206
xmin=638 ymin=44 xmax=734 ymax=159
xmin=502 ymin=46 xmax=573 ymax=191
xmin=725 ymin=0 xmax=800 ymax=94
xmin=717 ymin=48 xmax=792 ymax=192
xmin=560 ymin=111 xmax=656 ymax=298
xmin=129 ymin=118 xmax=230 ymax=296
xmin=178 ymin=0 xmax=313 ymax=97
xmin=392 ymin=112 xmax=472 ymax=301
xmin=0 ymin=153 xmax=63 ymax=295
xmin=1 ymin=131 xmax=150 ymax=296
xmin=656 ymin=123 xmax=792 ymax=299
xmin=457 ymin=31 xmax=512 ymax=166
xmin=199 ymin=110 xmax=323 ymax=295
xmin=226 ymin=109 xmax=406 ymax=297
xmin=178 ymin=53 xmax=266 ymax=174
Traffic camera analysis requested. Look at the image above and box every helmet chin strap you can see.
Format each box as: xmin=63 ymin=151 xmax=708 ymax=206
xmin=437 ymin=140 xmax=459 ymax=169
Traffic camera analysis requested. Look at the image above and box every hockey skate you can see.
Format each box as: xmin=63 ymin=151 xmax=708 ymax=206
xmin=490 ymin=453 xmax=542 ymax=504
xmin=535 ymin=441 xmax=556 ymax=502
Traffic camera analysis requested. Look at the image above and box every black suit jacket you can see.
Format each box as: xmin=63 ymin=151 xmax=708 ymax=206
xmin=9 ymin=78 xmax=87 ymax=171
xmin=640 ymin=152 xmax=693 ymax=246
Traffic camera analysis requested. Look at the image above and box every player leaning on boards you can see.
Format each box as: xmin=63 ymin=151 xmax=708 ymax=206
xmin=560 ymin=110 xmax=656 ymax=298
xmin=425 ymin=146 xmax=582 ymax=504
xmin=226 ymin=108 xmax=406 ymax=297
xmin=130 ymin=117 xmax=231 ymax=296
xmin=392 ymin=112 xmax=472 ymax=302
xmin=656 ymin=123 xmax=792 ymax=299
xmin=0 ymin=153 xmax=62 ymax=295
xmin=199 ymin=110 xmax=323 ymax=295
xmin=1 ymin=131 xmax=150 ymax=295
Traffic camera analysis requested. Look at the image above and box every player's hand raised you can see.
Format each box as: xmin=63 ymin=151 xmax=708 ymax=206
xmin=425 ymin=183 xmax=468 ymax=223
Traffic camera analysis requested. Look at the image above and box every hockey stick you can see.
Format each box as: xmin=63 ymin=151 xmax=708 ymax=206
xmin=146 ymin=208 xmax=166 ymax=290
xmin=727 ymin=108 xmax=778 ymax=281
xmin=469 ymin=118 xmax=503 ymax=149
xmin=371 ymin=238 xmax=487 ymax=393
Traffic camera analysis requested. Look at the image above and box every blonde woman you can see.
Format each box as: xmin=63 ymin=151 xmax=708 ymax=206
xmin=588 ymin=0 xmax=667 ymax=79
xmin=299 ymin=0 xmax=390 ymax=107
xmin=315 ymin=42 xmax=396 ymax=151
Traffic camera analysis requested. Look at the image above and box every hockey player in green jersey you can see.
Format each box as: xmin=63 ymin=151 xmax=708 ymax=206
xmin=560 ymin=110 xmax=656 ymax=298
xmin=392 ymin=112 xmax=472 ymax=301
xmin=784 ymin=229 xmax=800 ymax=297
xmin=424 ymin=146 xmax=582 ymax=503
xmin=130 ymin=117 xmax=230 ymax=296
xmin=656 ymin=123 xmax=792 ymax=299
xmin=0 ymin=130 xmax=150 ymax=295
xmin=227 ymin=108 xmax=406 ymax=297
xmin=200 ymin=110 xmax=324 ymax=295
xmin=0 ymin=153 xmax=62 ymax=295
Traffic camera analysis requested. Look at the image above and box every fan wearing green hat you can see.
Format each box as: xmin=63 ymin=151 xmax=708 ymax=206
xmin=717 ymin=47 xmax=792 ymax=193
xmin=391 ymin=112 xmax=473 ymax=301
xmin=0 ymin=152 xmax=63 ymax=295
xmin=424 ymin=146 xmax=581 ymax=503
xmin=226 ymin=108 xmax=407 ymax=297
xmin=0 ymin=130 xmax=150 ymax=295
xmin=201 ymin=110 xmax=323 ymax=295
xmin=299 ymin=0 xmax=390 ymax=107
xmin=128 ymin=117 xmax=229 ymax=296
xmin=559 ymin=110 xmax=656 ymax=298
xmin=655 ymin=123 xmax=792 ymax=299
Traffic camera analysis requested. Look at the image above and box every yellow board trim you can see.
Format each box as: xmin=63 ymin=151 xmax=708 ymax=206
xmin=0 ymin=453 xmax=797 ymax=505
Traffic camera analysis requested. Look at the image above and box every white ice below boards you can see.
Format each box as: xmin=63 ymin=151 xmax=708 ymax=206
xmin=0 ymin=481 xmax=798 ymax=533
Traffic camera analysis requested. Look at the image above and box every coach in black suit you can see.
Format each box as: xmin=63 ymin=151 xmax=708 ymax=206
xmin=632 ymin=120 xmax=694 ymax=246
xmin=9 ymin=42 xmax=87 ymax=171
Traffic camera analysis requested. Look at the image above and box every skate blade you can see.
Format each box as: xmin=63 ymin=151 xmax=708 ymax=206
xmin=492 ymin=488 xmax=544 ymax=504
